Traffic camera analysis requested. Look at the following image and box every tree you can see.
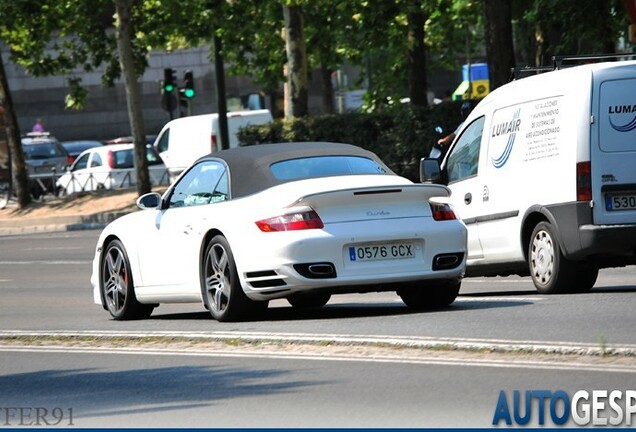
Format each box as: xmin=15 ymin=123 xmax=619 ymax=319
xmin=283 ymin=2 xmax=309 ymax=118
xmin=483 ymin=0 xmax=515 ymax=89
xmin=522 ymin=0 xmax=627 ymax=66
xmin=114 ymin=0 xmax=150 ymax=195
xmin=0 ymin=55 xmax=29 ymax=207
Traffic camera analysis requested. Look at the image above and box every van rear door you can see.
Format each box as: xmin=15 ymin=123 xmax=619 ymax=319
xmin=593 ymin=64 xmax=636 ymax=225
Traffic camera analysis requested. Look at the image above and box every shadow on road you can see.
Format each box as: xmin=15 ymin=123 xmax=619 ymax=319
xmin=149 ymin=297 xmax=534 ymax=323
xmin=0 ymin=364 xmax=321 ymax=422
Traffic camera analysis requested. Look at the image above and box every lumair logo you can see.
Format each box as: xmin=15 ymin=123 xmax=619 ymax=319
xmin=608 ymin=104 xmax=636 ymax=132
xmin=490 ymin=108 xmax=521 ymax=169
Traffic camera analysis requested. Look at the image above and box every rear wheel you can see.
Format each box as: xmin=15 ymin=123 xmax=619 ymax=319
xmin=398 ymin=282 xmax=460 ymax=309
xmin=287 ymin=293 xmax=331 ymax=309
xmin=201 ymin=235 xmax=267 ymax=322
xmin=101 ymin=239 xmax=154 ymax=320
xmin=528 ymin=221 xmax=576 ymax=294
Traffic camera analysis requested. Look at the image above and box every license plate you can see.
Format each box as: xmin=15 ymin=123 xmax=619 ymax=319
xmin=605 ymin=193 xmax=636 ymax=211
xmin=348 ymin=243 xmax=415 ymax=262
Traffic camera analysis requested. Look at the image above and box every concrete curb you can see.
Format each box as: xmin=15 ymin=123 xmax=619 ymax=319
xmin=0 ymin=211 xmax=131 ymax=236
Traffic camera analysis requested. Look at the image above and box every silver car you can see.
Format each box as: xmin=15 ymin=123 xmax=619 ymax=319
xmin=22 ymin=133 xmax=70 ymax=197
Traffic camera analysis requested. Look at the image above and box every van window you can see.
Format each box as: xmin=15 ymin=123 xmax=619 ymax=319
xmin=157 ymin=129 xmax=170 ymax=153
xmin=446 ymin=116 xmax=484 ymax=183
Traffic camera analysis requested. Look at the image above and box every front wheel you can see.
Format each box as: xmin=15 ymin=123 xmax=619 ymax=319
xmin=201 ymin=235 xmax=267 ymax=322
xmin=398 ymin=282 xmax=460 ymax=310
xmin=528 ymin=221 xmax=576 ymax=294
xmin=101 ymin=239 xmax=154 ymax=320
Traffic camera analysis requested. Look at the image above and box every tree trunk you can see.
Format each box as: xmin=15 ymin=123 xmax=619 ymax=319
xmin=283 ymin=4 xmax=308 ymax=118
xmin=0 ymin=55 xmax=30 ymax=208
xmin=483 ymin=0 xmax=516 ymax=90
xmin=114 ymin=0 xmax=150 ymax=196
xmin=407 ymin=8 xmax=428 ymax=106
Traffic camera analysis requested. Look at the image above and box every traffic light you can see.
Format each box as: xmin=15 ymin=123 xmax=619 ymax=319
xmin=163 ymin=68 xmax=176 ymax=93
xmin=183 ymin=70 xmax=195 ymax=98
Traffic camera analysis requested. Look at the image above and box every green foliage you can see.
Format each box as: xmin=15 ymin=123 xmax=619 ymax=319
xmin=238 ymin=102 xmax=464 ymax=181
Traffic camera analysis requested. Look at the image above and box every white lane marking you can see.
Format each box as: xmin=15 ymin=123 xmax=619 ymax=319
xmin=25 ymin=246 xmax=84 ymax=251
xmin=0 ymin=345 xmax=633 ymax=374
xmin=464 ymin=279 xmax=532 ymax=283
xmin=0 ymin=260 xmax=91 ymax=265
xmin=458 ymin=296 xmax=544 ymax=302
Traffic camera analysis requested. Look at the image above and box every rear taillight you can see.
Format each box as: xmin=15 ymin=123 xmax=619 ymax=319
xmin=211 ymin=134 xmax=217 ymax=152
xmin=256 ymin=208 xmax=324 ymax=232
xmin=577 ymin=161 xmax=592 ymax=201
xmin=430 ymin=202 xmax=457 ymax=221
xmin=67 ymin=156 xmax=74 ymax=166
xmin=107 ymin=150 xmax=115 ymax=169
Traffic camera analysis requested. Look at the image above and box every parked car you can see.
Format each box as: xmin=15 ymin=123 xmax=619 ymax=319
xmin=56 ymin=143 xmax=168 ymax=195
xmin=22 ymin=132 xmax=71 ymax=197
xmin=61 ymin=140 xmax=104 ymax=163
xmin=91 ymin=142 xmax=467 ymax=322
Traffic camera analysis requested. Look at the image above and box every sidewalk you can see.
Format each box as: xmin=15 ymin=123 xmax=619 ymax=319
xmin=0 ymin=189 xmax=143 ymax=236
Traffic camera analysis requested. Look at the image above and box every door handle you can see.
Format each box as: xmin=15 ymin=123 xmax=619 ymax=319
xmin=464 ymin=193 xmax=472 ymax=205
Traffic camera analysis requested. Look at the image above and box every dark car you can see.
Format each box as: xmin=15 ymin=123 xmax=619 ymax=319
xmin=61 ymin=140 xmax=104 ymax=163
xmin=22 ymin=133 xmax=71 ymax=197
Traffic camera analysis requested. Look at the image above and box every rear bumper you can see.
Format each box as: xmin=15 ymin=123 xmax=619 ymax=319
xmin=234 ymin=217 xmax=467 ymax=301
xmin=547 ymin=202 xmax=636 ymax=263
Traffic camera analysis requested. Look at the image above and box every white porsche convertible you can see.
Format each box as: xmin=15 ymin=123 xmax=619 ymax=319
xmin=91 ymin=142 xmax=467 ymax=322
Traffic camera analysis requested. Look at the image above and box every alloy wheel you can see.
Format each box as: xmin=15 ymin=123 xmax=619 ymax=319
xmin=204 ymin=243 xmax=231 ymax=315
xmin=103 ymin=245 xmax=128 ymax=315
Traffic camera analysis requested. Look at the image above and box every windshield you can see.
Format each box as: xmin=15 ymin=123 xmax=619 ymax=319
xmin=270 ymin=156 xmax=387 ymax=180
xmin=23 ymin=142 xmax=65 ymax=159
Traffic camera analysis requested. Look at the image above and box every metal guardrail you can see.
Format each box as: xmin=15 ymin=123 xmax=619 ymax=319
xmin=26 ymin=167 xmax=171 ymax=199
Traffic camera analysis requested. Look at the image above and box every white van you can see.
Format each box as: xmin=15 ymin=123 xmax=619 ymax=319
xmin=154 ymin=109 xmax=273 ymax=178
xmin=422 ymin=59 xmax=636 ymax=294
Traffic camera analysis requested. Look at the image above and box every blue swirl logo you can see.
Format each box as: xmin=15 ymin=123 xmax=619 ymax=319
xmin=609 ymin=114 xmax=636 ymax=132
xmin=491 ymin=109 xmax=521 ymax=169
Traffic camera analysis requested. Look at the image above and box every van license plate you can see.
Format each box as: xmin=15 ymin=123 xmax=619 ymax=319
xmin=349 ymin=243 xmax=415 ymax=262
xmin=605 ymin=194 xmax=636 ymax=211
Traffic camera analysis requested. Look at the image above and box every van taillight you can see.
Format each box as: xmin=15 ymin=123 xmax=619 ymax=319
xmin=107 ymin=151 xmax=115 ymax=169
xmin=576 ymin=161 xmax=592 ymax=201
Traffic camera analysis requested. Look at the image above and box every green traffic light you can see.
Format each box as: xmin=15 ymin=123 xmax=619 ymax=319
xmin=165 ymin=84 xmax=174 ymax=92
xmin=184 ymin=88 xmax=195 ymax=98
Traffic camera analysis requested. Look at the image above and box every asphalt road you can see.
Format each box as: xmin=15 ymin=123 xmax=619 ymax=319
xmin=1 ymin=230 xmax=635 ymax=345
xmin=1 ymin=230 xmax=636 ymax=428
xmin=1 ymin=347 xmax=634 ymax=428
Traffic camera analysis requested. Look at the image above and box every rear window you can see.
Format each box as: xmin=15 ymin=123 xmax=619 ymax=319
xmin=23 ymin=142 xmax=66 ymax=159
xmin=270 ymin=156 xmax=387 ymax=180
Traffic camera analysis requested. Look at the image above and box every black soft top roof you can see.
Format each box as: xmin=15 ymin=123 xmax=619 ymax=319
xmin=198 ymin=142 xmax=394 ymax=198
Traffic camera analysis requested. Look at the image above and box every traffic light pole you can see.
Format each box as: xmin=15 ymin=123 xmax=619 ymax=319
xmin=213 ymin=33 xmax=229 ymax=150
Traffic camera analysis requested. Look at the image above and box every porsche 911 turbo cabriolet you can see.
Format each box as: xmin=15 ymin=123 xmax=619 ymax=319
xmin=91 ymin=142 xmax=467 ymax=322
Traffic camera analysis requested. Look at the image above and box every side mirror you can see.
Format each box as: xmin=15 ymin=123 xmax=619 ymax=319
xmin=420 ymin=157 xmax=441 ymax=184
xmin=137 ymin=192 xmax=162 ymax=210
